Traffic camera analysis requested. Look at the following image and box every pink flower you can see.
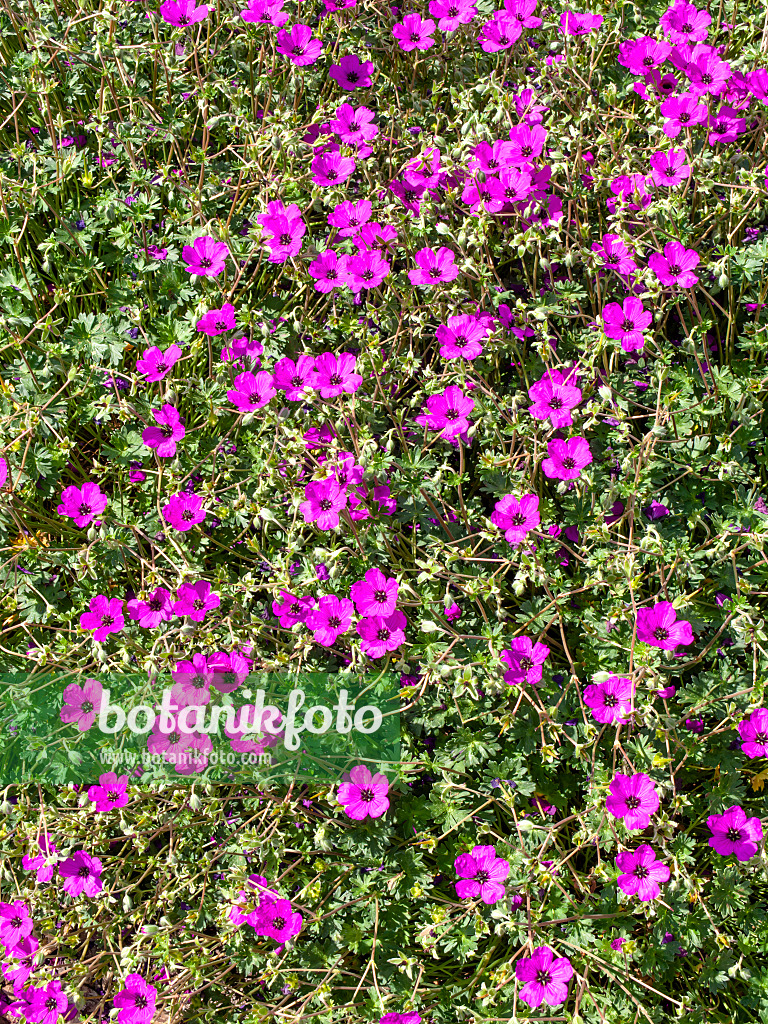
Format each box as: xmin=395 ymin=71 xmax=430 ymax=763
xmin=329 ymin=54 xmax=374 ymax=90
xmin=2 ymin=933 xmax=39 ymax=991
xmin=584 ymin=675 xmax=634 ymax=724
xmin=241 ymin=0 xmax=289 ymax=26
xmin=408 ymin=246 xmax=460 ymax=286
xmin=275 ymin=24 xmax=323 ymax=65
xmin=127 ymin=586 xmax=175 ymax=628
xmin=306 ymin=595 xmax=354 ymax=646
xmin=428 ymin=0 xmax=477 ymax=31
xmin=208 ymin=650 xmax=250 ymax=693
xmin=113 ymin=975 xmax=157 ymax=1024
xmin=737 ymin=708 xmax=768 ymax=758
xmin=560 ymin=9 xmax=602 ymax=34
xmin=162 ymin=491 xmax=207 ymax=532
xmin=350 ymin=567 xmax=399 ymax=617
xmin=159 ymin=0 xmax=208 ymax=25
xmin=500 ymin=636 xmax=550 ymax=685
xmin=502 ymin=0 xmax=542 ymax=29
xmin=19 ymin=980 xmax=69 ymax=1024
xmin=636 ymin=600 xmax=694 ymax=649
xmin=57 ymin=481 xmax=108 ymax=527
xmin=687 ymin=47 xmax=731 ymax=96
xmin=491 ymin=493 xmax=540 ymax=545
xmin=592 ymin=233 xmax=637 ymax=275
xmin=660 ymin=2 xmax=711 ymax=43
xmin=541 ymin=436 xmax=592 ymax=480
xmin=454 ymin=845 xmax=510 ymax=904
xmin=182 ymin=236 xmax=229 ymax=276
xmin=309 ymin=250 xmax=350 ymax=292
xmin=227 ymin=370 xmax=276 ymax=411
xmin=392 ymin=12 xmax=436 ymax=50
xmin=606 ymin=772 xmax=659 ymax=830
xmin=171 ymin=654 xmax=214 ymax=704
xmin=357 ymin=610 xmax=407 ymax=658
xmin=516 ymin=946 xmax=573 ymax=1008
xmin=507 ymin=122 xmax=547 ymax=163
xmin=617 ymin=36 xmax=672 ymax=75
xmin=136 ymin=344 xmax=182 ymax=381
xmin=345 ymin=250 xmax=391 ymax=293
xmin=87 ymin=772 xmax=130 ymax=813
xmin=60 ymin=678 xmax=103 ymax=731
xmin=707 ymin=805 xmax=763 ymax=861
xmin=22 ymin=835 xmax=58 ymax=883
xmin=59 ymin=850 xmax=103 ymax=897
xmin=478 ymin=12 xmax=522 ymax=51
xmin=255 ymin=898 xmax=303 ymax=945
xmin=707 ymin=104 xmax=747 ymax=145
xmin=196 ymin=303 xmax=236 ymax=336
xmin=616 ymin=845 xmax=670 ymax=900
xmin=329 ymin=104 xmax=378 ymax=145
xmin=603 ymin=296 xmax=652 ymax=352
xmin=649 ymin=149 xmax=690 ymax=187
xmin=273 ymin=356 xmax=318 ymax=401
xmin=337 ymin=764 xmax=390 ymax=819
xmin=659 ymin=93 xmax=708 ymax=136
xmin=311 ymin=152 xmax=356 ymax=186
xmin=0 ymin=901 xmax=33 ymax=949
xmin=415 ymin=386 xmax=474 ymax=439
xmin=79 ymin=596 xmax=125 ymax=642
xmin=173 ymin=580 xmax=220 ymax=622
xmin=314 ymin=352 xmax=363 ymax=397
xmin=300 ymin=478 xmax=349 ymax=530
xmin=272 ymin=591 xmax=315 ymax=627
xmin=328 ymin=199 xmax=372 ymax=236
xmin=436 ymin=314 xmax=487 ymax=360
xmin=142 ymin=404 xmax=185 ymax=457
xmin=527 ymin=369 xmax=582 ymax=427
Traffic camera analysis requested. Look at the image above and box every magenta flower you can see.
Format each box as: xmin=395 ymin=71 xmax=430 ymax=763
xmin=113 ymin=975 xmax=157 ymax=1024
xmin=262 ymin=214 xmax=306 ymax=263
xmin=196 ymin=303 xmax=236 ymax=336
xmin=22 ymin=835 xmax=58 ymax=883
xmin=454 ymin=845 xmax=510 ymax=904
xmin=80 ymin=596 xmax=125 ymax=642
xmin=272 ymin=590 xmax=315 ymax=627
xmin=592 ymin=233 xmax=637 ymax=275
xmin=380 ymin=1016 xmax=422 ymax=1024
xmin=354 ymin=222 xmax=399 ymax=254
xmin=345 ymin=250 xmax=391 ymax=293
xmin=314 ymin=352 xmax=363 ymax=398
xmin=328 ymin=199 xmax=372 ymax=236
xmin=659 ymin=93 xmax=708 ymax=136
xmin=516 ymin=946 xmax=573 ymax=1008
xmin=127 ymin=586 xmax=174 ymax=628
xmin=275 ymin=24 xmax=323 ymax=65
xmin=173 ymin=580 xmax=220 ymax=622
xmin=500 ymin=636 xmax=550 ymax=686
xmin=329 ymin=104 xmax=378 ymax=145
xmin=311 ymin=151 xmax=356 ymax=187
xmin=616 ymin=845 xmax=670 ymax=901
xmin=436 ymin=314 xmax=487 ymax=360
xmin=707 ymin=805 xmax=763 ymax=861
xmin=147 ymin=722 xmax=212 ymax=774
xmin=350 ymin=568 xmax=399 ymax=617
xmin=408 ymin=246 xmax=460 ymax=286
xmin=560 ymin=9 xmax=602 ymax=34
xmin=507 ymin=122 xmax=546 ymax=163
xmin=491 ymin=493 xmax=540 ymax=545
xmin=0 ymin=901 xmax=33 ymax=949
xmin=59 ymin=850 xmax=103 ymax=897
xmin=607 ymin=172 xmax=652 ymax=213
xmin=650 ymin=149 xmax=690 ymax=186
xmin=300 ymin=478 xmax=349 ymax=530
xmin=57 ymin=481 xmax=108 ymax=527
xmin=310 ymin=250 xmax=350 ymax=292
xmin=273 ymin=356 xmax=318 ymax=401
xmin=428 ymin=0 xmax=477 ymax=32
xmin=337 ymin=764 xmax=390 ymax=819
xmin=171 ymin=653 xmax=214 ymax=704
xmin=162 ymin=491 xmax=207 ymax=532
xmin=306 ymin=595 xmax=354 ymax=646
xmin=478 ymin=12 xmax=522 ymax=51
xmin=20 ymin=981 xmax=69 ymax=1024
xmin=584 ymin=675 xmax=635 ymax=724
xmin=660 ymin=2 xmax=711 ymax=43
xmin=618 ymin=36 xmax=672 ymax=74
xmin=503 ymin=0 xmax=542 ymax=28
xmin=416 ymin=386 xmax=474 ymax=439
xmin=241 ymin=0 xmax=289 ymax=26
xmin=636 ymin=600 xmax=694 ymax=649
xmin=392 ymin=12 xmax=436 ymax=50
xmin=541 ymin=436 xmax=592 ymax=480
xmin=142 ymin=404 xmax=185 ymax=458
xmin=603 ymin=296 xmax=652 ymax=352
xmin=358 ymin=610 xmax=407 ymax=658
xmin=329 ymin=54 xmax=374 ymax=90
xmin=707 ymin=104 xmax=747 ymax=145
xmin=738 ymin=708 xmax=768 ymax=758
xmin=60 ymin=678 xmax=104 ymax=731
xmin=606 ymin=773 xmax=659 ymax=830
xmin=136 ymin=344 xmax=182 ymax=381
xmin=182 ymin=235 xmax=229 ymax=277
xmin=208 ymin=649 xmax=250 ymax=693
xmin=255 ymin=898 xmax=303 ymax=945
xmin=527 ymin=369 xmax=582 ymax=427
xmin=2 ymin=933 xmax=39 ymax=990
xmin=0 ymin=457 xmax=7 ymax=490
xmin=227 ymin=370 xmax=276 ymax=411
xmin=87 ymin=772 xmax=129 ymax=813
xmin=688 ymin=48 xmax=731 ymax=96
xmin=221 ymin=335 xmax=263 ymax=364
xmin=159 ymin=0 xmax=208 ymax=25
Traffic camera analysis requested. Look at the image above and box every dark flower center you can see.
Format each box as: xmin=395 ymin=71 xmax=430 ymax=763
xmin=726 ymin=827 xmax=743 ymax=842
xmin=562 ymin=457 xmax=576 ymax=469
xmin=182 ymin=509 xmax=194 ymax=521
xmin=179 ymin=14 xmax=189 ymax=23
xmin=192 ymin=674 xmax=206 ymax=689
xmin=326 ymin=169 xmax=338 ymax=180
xmin=108 ymin=790 xmax=119 ymax=801
xmin=135 ymin=996 xmax=148 ymax=1009
xmin=193 ymin=598 xmax=205 ymax=610
xmin=405 ymin=190 xmax=417 ymax=201
xmin=10 ymin=916 xmax=22 ymax=928
xmin=360 ymin=787 xmax=374 ymax=802
xmin=169 ymin=732 xmax=181 ymax=745
xmin=161 ymin=424 xmax=174 ymax=438
xmin=634 ymin=864 xmax=649 ymax=878
xmin=319 ymin=499 xmax=332 ymax=511
xmin=604 ymin=693 xmax=618 ymax=707
xmin=475 ymin=869 xmax=490 ymax=883
xmin=410 ymin=31 xmax=420 ymax=40
xmin=448 ymin=5 xmax=458 ymax=14
xmin=329 ymin=373 xmax=343 ymax=385
xmin=653 ymin=627 xmax=669 ymax=641
xmin=199 ymin=257 xmax=212 ymax=267
xmin=625 ymin=795 xmax=641 ymax=809
xmin=326 ymin=269 xmax=338 ymax=279
xmin=377 ymin=627 xmax=391 ymax=640
xmin=78 ymin=865 xmax=91 ymax=877
xmin=642 ymin=55 xmax=654 ymax=66
xmin=272 ymin=916 xmax=286 ymax=930
xmin=375 ymin=590 xmax=388 ymax=603
xmin=520 ymin=656 xmax=534 ymax=670
xmin=149 ymin=597 xmax=162 ymax=610
xmin=291 ymin=376 xmax=304 ymax=387
xmin=291 ymin=46 xmax=305 ymax=55
xmin=679 ymin=112 xmax=691 ymax=122
xmin=82 ymin=700 xmax=94 ymax=714
xmin=535 ymin=969 xmax=552 ymax=985
xmin=328 ymin=616 xmax=341 ymax=628
xmin=667 ymin=264 xmax=681 ymax=276
xmin=521 ymin=145 xmax=533 ymax=156
xmin=46 ymin=998 xmax=59 ymax=1011
xmin=681 ymin=21 xmax=692 ymax=31
xmin=362 ymin=269 xmax=374 ymax=280
xmin=621 ymin=318 xmax=634 ymax=331
xmin=701 ymin=73 xmax=712 ymax=84
xmin=549 ymin=396 xmax=563 ymax=409
xmin=78 ymin=502 xmax=93 ymax=515
xmin=755 ymin=732 xmax=768 ymax=744
xmin=101 ymin=615 xmax=114 ymax=626
xmin=349 ymin=122 xmax=360 ymax=132
xmin=347 ymin=71 xmax=359 ymax=81
xmin=454 ymin=335 xmax=467 ymax=347
xmin=290 ymin=602 xmax=302 ymax=614
xmin=215 ymin=319 xmax=228 ymax=329
xmin=156 ymin=362 xmax=167 ymax=373
xmin=280 ymin=233 xmax=292 ymax=245
xmin=445 ymin=409 xmax=459 ymax=419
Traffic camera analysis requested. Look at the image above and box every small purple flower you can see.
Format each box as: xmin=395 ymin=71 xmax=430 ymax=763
xmin=182 ymin=236 xmax=229 ymax=277
xmin=541 ymin=436 xmax=592 ymax=481
xmin=56 ymin=482 xmax=108 ymax=527
xmin=79 ymin=596 xmax=125 ymax=642
xmin=454 ymin=844 xmax=510 ymax=904
xmin=738 ymin=707 xmax=768 ymax=758
xmin=636 ymin=600 xmax=693 ymax=650
xmin=87 ymin=772 xmax=130 ymax=813
xmin=329 ymin=53 xmax=374 ymax=90
xmin=59 ymin=850 xmax=103 ymax=897
xmin=606 ymin=773 xmax=659 ymax=830
xmin=515 ymin=946 xmax=573 ymax=1008
xmin=60 ymin=678 xmax=104 ymax=731
xmin=500 ymin=636 xmax=550 ymax=686
xmin=583 ymin=675 xmax=634 ymax=724
xmin=707 ymin=805 xmax=763 ymax=861
xmin=162 ymin=492 xmax=207 ymax=532
xmin=337 ymin=764 xmax=390 ymax=819
xmin=616 ymin=844 xmax=669 ymax=901
xmin=113 ymin=975 xmax=157 ymax=1024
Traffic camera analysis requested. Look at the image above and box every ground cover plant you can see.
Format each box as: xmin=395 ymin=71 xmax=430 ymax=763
xmin=2 ymin=0 xmax=768 ymax=1020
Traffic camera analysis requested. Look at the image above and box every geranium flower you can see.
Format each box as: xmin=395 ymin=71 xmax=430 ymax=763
xmin=337 ymin=764 xmax=390 ymax=818
xmin=22 ymin=835 xmax=58 ymax=883
xmin=591 ymin=233 xmax=637 ymax=275
xmin=313 ymin=352 xmax=363 ymax=397
xmin=19 ymin=981 xmax=69 ymax=1024
xmin=159 ymin=0 xmax=208 ymax=25
xmin=659 ymin=93 xmax=708 ymax=136
xmin=350 ymin=567 xmax=399 ymax=617
xmin=162 ymin=491 xmax=207 ymax=532
xmin=415 ymin=386 xmax=474 ymax=438
xmin=80 ymin=596 xmax=125 ymax=642
xmin=660 ymin=2 xmax=711 ymax=43
xmin=528 ymin=369 xmax=582 ymax=427
xmin=329 ymin=104 xmax=378 ymax=145
xmin=329 ymin=54 xmax=374 ymax=90
xmin=60 ymin=678 xmax=104 ymax=731
xmin=649 ymin=148 xmax=690 ymax=186
xmin=503 ymin=0 xmax=542 ymax=29
xmin=171 ymin=653 xmax=214 ymax=704
xmin=491 ymin=493 xmax=540 ymax=545
xmin=436 ymin=314 xmax=487 ymax=360
xmin=560 ymin=9 xmax=602 ymax=34
xmin=737 ymin=708 xmax=768 ymax=758
xmin=241 ymin=0 xmax=289 ymax=26
xmin=345 ymin=250 xmax=391 ymax=293
xmin=311 ymin=151 xmax=356 ymax=186
xmin=300 ymin=478 xmax=349 ymax=530
xmin=255 ymin=898 xmax=303 ymax=944
xmin=0 ymin=901 xmax=33 ymax=949
xmin=380 ymin=1015 xmax=422 ymax=1024
xmin=358 ymin=611 xmax=406 ymax=658
xmin=273 ymin=356 xmax=318 ymax=401
xmin=273 ymin=590 xmax=315 ymax=627
xmin=541 ymin=436 xmax=592 ymax=480
xmin=57 ymin=482 xmax=108 ymax=527
xmin=707 ymin=104 xmax=747 ymax=145
xmin=182 ymin=236 xmax=229 ymax=276
xmin=478 ymin=12 xmax=522 ymax=51
xmin=227 ymin=370 xmax=276 ymax=411
xmin=584 ymin=675 xmax=635 ymax=724
xmin=500 ymin=636 xmax=550 ymax=685
xmin=408 ymin=246 xmax=460 ymax=286
xmin=392 ymin=12 xmax=436 ymax=50
xmin=707 ymin=805 xmax=763 ymax=861
xmin=636 ymin=600 xmax=694 ymax=649
xmin=113 ymin=975 xmax=157 ymax=1024
xmin=454 ymin=845 xmax=510 ymax=904
xmin=2 ymin=933 xmax=39 ymax=991
xmin=617 ymin=36 xmax=671 ymax=74
xmin=328 ymin=199 xmax=372 ymax=236
xmin=59 ymin=850 xmax=103 ymax=897
xmin=208 ymin=649 xmax=250 ymax=692
xmin=603 ymin=296 xmax=652 ymax=351
xmin=428 ymin=0 xmax=477 ymax=31
xmin=688 ymin=47 xmax=731 ymax=95
xmin=306 ymin=595 xmax=354 ymax=646
xmin=275 ymin=24 xmax=323 ymax=65
xmin=507 ymin=122 xmax=546 ymax=163
xmin=515 ymin=946 xmax=573 ymax=1008
xmin=173 ymin=580 xmax=220 ymax=622
xmin=196 ymin=303 xmax=236 ymax=336
xmin=87 ymin=772 xmax=130 ymax=813
xmin=127 ymin=586 xmax=175 ymax=628
xmin=142 ymin=404 xmax=185 ymax=458
xmin=616 ymin=844 xmax=670 ymax=900
xmin=606 ymin=772 xmax=659 ymax=830
xmin=136 ymin=344 xmax=182 ymax=381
